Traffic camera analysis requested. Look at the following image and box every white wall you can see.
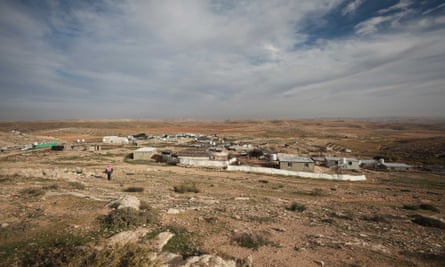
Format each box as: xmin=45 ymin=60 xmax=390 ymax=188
xmin=227 ymin=165 xmax=366 ymax=181
xmin=178 ymin=157 xmax=237 ymax=168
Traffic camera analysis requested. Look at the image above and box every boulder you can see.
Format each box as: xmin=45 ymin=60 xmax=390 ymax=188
xmin=154 ymin=232 xmax=175 ymax=252
xmin=107 ymin=227 xmax=150 ymax=246
xmin=107 ymin=195 xmax=141 ymax=210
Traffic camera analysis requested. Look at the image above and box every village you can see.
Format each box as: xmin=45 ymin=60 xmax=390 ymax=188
xmin=1 ymin=130 xmax=415 ymax=182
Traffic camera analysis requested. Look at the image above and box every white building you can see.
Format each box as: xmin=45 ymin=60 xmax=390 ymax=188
xmin=102 ymin=136 xmax=129 ymax=145
xmin=133 ymin=147 xmax=157 ymax=160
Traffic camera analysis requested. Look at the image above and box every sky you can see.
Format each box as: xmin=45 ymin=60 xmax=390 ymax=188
xmin=0 ymin=0 xmax=444 ymax=120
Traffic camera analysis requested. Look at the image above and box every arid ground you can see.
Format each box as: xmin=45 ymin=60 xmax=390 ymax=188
xmin=0 ymin=120 xmax=444 ymax=266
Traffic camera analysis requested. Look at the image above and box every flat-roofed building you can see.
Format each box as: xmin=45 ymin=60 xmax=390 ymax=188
xmin=278 ymin=155 xmax=314 ymax=172
xmin=133 ymin=147 xmax=157 ymax=160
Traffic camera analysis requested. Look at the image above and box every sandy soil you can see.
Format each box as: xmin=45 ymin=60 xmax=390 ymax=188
xmin=0 ymin=120 xmax=444 ymax=266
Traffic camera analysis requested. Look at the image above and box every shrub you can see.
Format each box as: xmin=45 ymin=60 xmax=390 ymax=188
xmin=69 ymin=182 xmax=85 ymax=190
xmin=286 ymin=202 xmax=306 ymax=212
xmin=20 ymin=187 xmax=45 ymax=198
xmin=232 ymin=231 xmax=276 ymax=250
xmin=403 ymin=204 xmax=419 ymax=210
xmin=139 ymin=200 xmax=151 ymax=211
xmin=361 ymin=215 xmax=388 ymax=223
xmin=123 ymin=187 xmax=144 ymax=193
xmin=163 ymin=225 xmax=202 ymax=258
xmin=86 ymin=243 xmax=153 ymax=266
xmin=42 ymin=184 xmax=59 ymax=190
xmin=7 ymin=232 xmax=90 ymax=267
xmin=20 ymin=240 xmax=152 ymax=267
xmin=310 ymin=188 xmax=326 ymax=196
xmin=99 ymin=207 xmax=159 ymax=232
xmin=419 ymin=204 xmax=440 ymax=213
xmin=173 ymin=183 xmax=200 ymax=193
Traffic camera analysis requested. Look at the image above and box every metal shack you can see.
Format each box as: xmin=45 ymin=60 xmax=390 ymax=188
xmin=133 ymin=147 xmax=157 ymax=160
xmin=278 ymin=155 xmax=315 ymax=172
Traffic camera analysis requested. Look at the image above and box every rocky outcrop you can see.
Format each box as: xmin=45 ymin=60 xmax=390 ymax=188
xmin=104 ymin=230 xmax=239 ymax=267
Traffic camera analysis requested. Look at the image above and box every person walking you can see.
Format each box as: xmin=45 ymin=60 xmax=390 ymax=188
xmin=105 ymin=163 xmax=113 ymax=180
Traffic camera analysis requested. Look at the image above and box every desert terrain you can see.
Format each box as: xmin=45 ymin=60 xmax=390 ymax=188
xmin=0 ymin=119 xmax=444 ymax=266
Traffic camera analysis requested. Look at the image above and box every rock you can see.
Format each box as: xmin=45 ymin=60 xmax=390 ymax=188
xmin=235 ymin=197 xmax=250 ymax=201
xmin=107 ymin=195 xmax=141 ymax=210
xmin=245 ymin=255 xmax=253 ymax=267
xmin=154 ymin=232 xmax=175 ymax=252
xmin=167 ymin=208 xmax=181 ymax=214
xmin=370 ymin=243 xmax=388 ymax=253
xmin=1 ymin=223 xmax=9 ymax=228
xmin=236 ymin=255 xmax=253 ymax=267
xmin=107 ymin=227 xmax=150 ymax=246
xmin=315 ymin=260 xmax=325 ymax=266
xmin=161 ymin=252 xmax=184 ymax=266
xmin=183 ymin=255 xmax=236 ymax=267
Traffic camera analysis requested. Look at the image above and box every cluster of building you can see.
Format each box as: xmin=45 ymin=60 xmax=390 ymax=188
xmin=277 ymin=155 xmax=412 ymax=172
xmin=127 ymin=133 xmax=413 ymax=172
xmin=1 ymin=131 xmax=412 ymax=174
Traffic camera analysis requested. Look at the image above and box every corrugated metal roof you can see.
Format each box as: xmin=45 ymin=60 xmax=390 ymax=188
xmin=278 ymin=156 xmax=314 ymax=163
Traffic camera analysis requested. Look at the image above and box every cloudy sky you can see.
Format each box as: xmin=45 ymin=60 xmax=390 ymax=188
xmin=1 ymin=0 xmax=444 ymax=120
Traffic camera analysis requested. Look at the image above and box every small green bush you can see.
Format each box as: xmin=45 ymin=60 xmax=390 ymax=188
xmin=286 ymin=202 xmax=306 ymax=212
xmin=69 ymin=182 xmax=85 ymax=190
xmin=20 ymin=187 xmax=45 ymax=198
xmin=403 ymin=204 xmax=419 ymax=210
xmin=123 ymin=187 xmax=144 ymax=193
xmin=361 ymin=215 xmax=388 ymax=223
xmin=233 ymin=231 xmax=276 ymax=250
xmin=163 ymin=225 xmax=202 ymax=258
xmin=5 ymin=232 xmax=90 ymax=267
xmin=419 ymin=204 xmax=440 ymax=213
xmin=86 ymin=243 xmax=154 ymax=266
xmin=310 ymin=188 xmax=325 ymax=196
xmin=99 ymin=207 xmax=159 ymax=232
xmin=42 ymin=184 xmax=59 ymax=190
xmin=173 ymin=183 xmax=200 ymax=193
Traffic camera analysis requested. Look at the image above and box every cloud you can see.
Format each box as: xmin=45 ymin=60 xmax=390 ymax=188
xmin=342 ymin=0 xmax=365 ymax=16
xmin=0 ymin=0 xmax=444 ymax=120
xmin=378 ymin=0 xmax=413 ymax=15
xmin=422 ymin=3 xmax=445 ymax=16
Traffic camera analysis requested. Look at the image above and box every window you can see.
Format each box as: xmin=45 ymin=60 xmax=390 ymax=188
xmin=288 ymin=162 xmax=292 ymax=167
xmin=304 ymin=163 xmax=309 ymax=168
xmin=348 ymin=161 xmax=352 ymax=165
